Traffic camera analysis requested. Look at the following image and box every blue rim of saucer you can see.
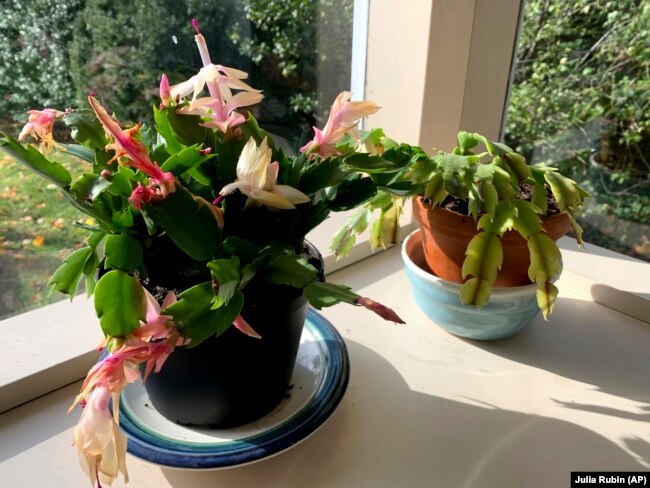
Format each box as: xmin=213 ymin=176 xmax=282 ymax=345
xmin=117 ymin=308 xmax=349 ymax=469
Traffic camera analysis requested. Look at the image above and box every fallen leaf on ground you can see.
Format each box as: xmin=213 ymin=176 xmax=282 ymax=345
xmin=32 ymin=235 xmax=45 ymax=247
xmin=52 ymin=218 xmax=65 ymax=229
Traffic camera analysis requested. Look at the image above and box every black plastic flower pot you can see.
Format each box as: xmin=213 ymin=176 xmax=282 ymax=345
xmin=142 ymin=241 xmax=323 ymax=429
xmin=143 ymin=285 xmax=309 ymax=428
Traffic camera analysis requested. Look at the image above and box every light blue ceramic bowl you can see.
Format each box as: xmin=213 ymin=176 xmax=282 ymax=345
xmin=402 ymin=229 xmax=540 ymax=340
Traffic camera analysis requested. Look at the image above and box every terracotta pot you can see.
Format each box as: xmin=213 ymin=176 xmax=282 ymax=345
xmin=412 ymin=197 xmax=571 ymax=287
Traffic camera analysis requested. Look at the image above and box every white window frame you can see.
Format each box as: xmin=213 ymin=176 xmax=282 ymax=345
xmin=2 ymin=0 xmax=649 ymax=414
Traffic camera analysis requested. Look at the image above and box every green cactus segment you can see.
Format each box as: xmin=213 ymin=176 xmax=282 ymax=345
xmin=304 ymin=282 xmax=360 ymax=309
xmin=424 ymin=174 xmax=445 ymax=203
xmin=104 ymin=234 xmax=143 ymax=272
xmin=0 ymin=133 xmax=72 ymax=188
xmin=143 ymin=186 xmax=221 ymax=261
xmin=533 ymin=164 xmax=587 ymax=245
xmin=566 ymin=212 xmax=584 ymax=246
xmin=509 ymin=199 xmax=562 ymax=318
xmin=371 ymin=203 xmax=402 ymax=250
xmin=94 ymin=270 xmax=146 ymax=337
xmin=63 ymin=109 xmax=108 ymax=151
xmin=497 ymin=153 xmax=532 ymax=183
xmin=47 ymin=247 xmax=95 ymax=298
xmin=544 ymin=171 xmax=582 ymax=213
xmin=165 ymin=283 xmax=244 ymax=347
xmin=329 ymin=207 xmax=372 ymax=258
xmin=468 ymin=180 xmax=498 ymax=220
xmin=535 ymin=282 xmax=560 ymax=321
xmin=460 ymin=232 xmax=504 ymax=307
xmin=527 ymin=232 xmax=563 ymax=318
xmin=511 ymin=200 xmax=543 ymax=238
xmin=207 ymin=257 xmax=241 ymax=308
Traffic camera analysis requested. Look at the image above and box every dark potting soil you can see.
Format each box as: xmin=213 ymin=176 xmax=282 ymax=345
xmin=141 ymin=241 xmax=324 ymax=306
xmin=432 ymin=184 xmax=563 ymax=217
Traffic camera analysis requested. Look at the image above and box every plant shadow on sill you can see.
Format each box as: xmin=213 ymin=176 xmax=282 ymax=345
xmin=161 ymin=340 xmax=647 ymax=488
xmin=456 ymin=296 xmax=650 ymax=407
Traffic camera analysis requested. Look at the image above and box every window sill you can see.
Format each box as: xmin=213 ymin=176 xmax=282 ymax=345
xmin=2 ymin=242 xmax=649 ymax=487
xmin=0 ymin=226 xmax=647 ymax=414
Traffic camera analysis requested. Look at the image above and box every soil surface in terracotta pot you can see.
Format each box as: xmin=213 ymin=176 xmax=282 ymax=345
xmin=413 ymin=191 xmax=571 ymax=287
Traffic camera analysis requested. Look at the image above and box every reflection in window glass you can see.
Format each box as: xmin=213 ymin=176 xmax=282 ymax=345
xmin=505 ymin=0 xmax=649 ymax=261
xmin=0 ymin=0 xmax=354 ymax=319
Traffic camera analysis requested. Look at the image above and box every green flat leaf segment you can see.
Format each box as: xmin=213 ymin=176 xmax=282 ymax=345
xmin=144 ymin=186 xmax=221 ymax=261
xmin=70 ymin=173 xmax=111 ymax=201
xmin=207 ymin=257 xmax=241 ymax=307
xmin=63 ymin=109 xmax=107 ymax=150
xmin=477 ymin=202 xmax=515 ymax=235
xmin=94 ymin=270 xmax=146 ymax=337
xmin=47 ymin=247 xmax=94 ymax=298
xmin=299 ymin=157 xmax=348 ymax=195
xmin=154 ymin=107 xmax=185 ymax=155
xmin=329 ymin=207 xmax=371 ymax=258
xmin=461 ymin=232 xmax=503 ymax=284
xmin=161 ymin=145 xmax=213 ymax=175
xmin=527 ymin=233 xmax=562 ymax=319
xmin=83 ymin=250 xmax=100 ymax=297
xmin=60 ymin=144 xmax=95 ymax=163
xmin=499 ymin=153 xmax=532 ymax=182
xmin=264 ymin=255 xmax=318 ymax=288
xmin=104 ymin=234 xmax=143 ymax=272
xmin=536 ymin=282 xmax=559 ymax=320
xmin=527 ymin=233 xmax=562 ymax=283
xmin=165 ymin=283 xmax=244 ymax=347
xmin=544 ymin=171 xmax=581 ymax=212
xmin=0 ymin=133 xmax=71 ymax=187
xmin=304 ymin=282 xmax=359 ymax=309
xmin=460 ymin=278 xmax=493 ymax=308
xmin=370 ymin=203 xmax=401 ymax=250
xmin=511 ymin=200 xmax=543 ymax=238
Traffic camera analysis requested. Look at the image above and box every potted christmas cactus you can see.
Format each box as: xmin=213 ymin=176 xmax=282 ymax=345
xmin=332 ymin=131 xmax=588 ymax=339
xmin=0 ymin=21 xmax=404 ymax=486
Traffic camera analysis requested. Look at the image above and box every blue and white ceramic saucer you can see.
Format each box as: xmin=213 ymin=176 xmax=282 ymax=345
xmin=118 ymin=308 xmax=349 ymax=470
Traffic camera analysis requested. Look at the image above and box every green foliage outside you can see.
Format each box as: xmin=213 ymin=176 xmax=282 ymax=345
xmin=0 ymin=0 xmax=83 ymax=131
xmin=0 ymin=0 xmax=353 ymax=318
xmin=0 ymin=0 xmax=353 ymax=144
xmin=506 ymin=0 xmax=649 ymax=260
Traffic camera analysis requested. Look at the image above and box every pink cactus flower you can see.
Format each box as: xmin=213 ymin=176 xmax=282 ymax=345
xmin=159 ymin=73 xmax=171 ymax=107
xmin=168 ymin=20 xmax=263 ymax=133
xmin=73 ymin=386 xmax=129 ymax=488
xmin=300 ymin=91 xmax=379 ymax=158
xmin=356 ymin=296 xmax=405 ymax=324
xmin=18 ymin=108 xmax=66 ymax=152
xmin=88 ymin=95 xmax=176 ymax=197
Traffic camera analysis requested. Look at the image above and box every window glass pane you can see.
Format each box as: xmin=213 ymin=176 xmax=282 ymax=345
xmin=0 ymin=0 xmax=355 ymax=319
xmin=505 ymin=0 xmax=649 ymax=262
